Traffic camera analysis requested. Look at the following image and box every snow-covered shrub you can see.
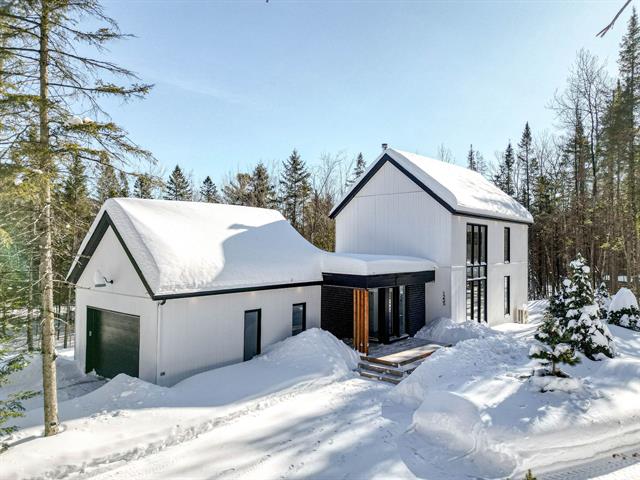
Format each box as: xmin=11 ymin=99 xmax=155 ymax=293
xmin=608 ymin=287 xmax=640 ymax=331
xmin=563 ymin=255 xmax=615 ymax=360
xmin=529 ymin=312 xmax=579 ymax=377
xmin=414 ymin=317 xmax=495 ymax=345
xmin=595 ymin=282 xmax=611 ymax=319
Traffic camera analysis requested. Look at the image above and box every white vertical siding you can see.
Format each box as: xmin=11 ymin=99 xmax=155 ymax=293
xmin=335 ymin=161 xmax=452 ymax=266
xmin=157 ymin=285 xmax=321 ymax=386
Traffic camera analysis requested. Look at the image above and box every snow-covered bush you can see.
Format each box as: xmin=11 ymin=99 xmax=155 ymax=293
xmin=563 ymin=255 xmax=615 ymax=360
xmin=529 ymin=312 xmax=579 ymax=377
xmin=608 ymin=287 xmax=640 ymax=331
xmin=595 ymin=282 xmax=611 ymax=319
xmin=414 ymin=317 xmax=495 ymax=345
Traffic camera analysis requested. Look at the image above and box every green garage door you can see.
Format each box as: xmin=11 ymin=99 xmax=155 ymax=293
xmin=86 ymin=307 xmax=140 ymax=378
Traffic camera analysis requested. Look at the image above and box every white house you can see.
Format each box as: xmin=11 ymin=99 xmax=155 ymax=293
xmin=68 ymin=198 xmax=434 ymax=385
xmin=68 ymin=146 xmax=531 ymax=386
xmin=329 ymin=146 xmax=533 ymax=327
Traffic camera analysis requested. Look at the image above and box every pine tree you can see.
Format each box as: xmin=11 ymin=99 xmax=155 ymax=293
xmin=200 ymin=176 xmax=220 ymax=203
xmin=529 ymin=311 xmax=579 ymax=377
xmin=517 ymin=123 xmax=534 ymax=209
xmin=467 ymin=144 xmax=477 ymax=171
xmin=0 ymin=0 xmax=153 ymax=436
xmin=279 ymin=149 xmax=311 ymax=230
xmin=96 ymin=160 xmax=120 ymax=203
xmin=493 ymin=143 xmax=516 ymax=196
xmin=249 ymin=162 xmax=276 ymax=208
xmin=164 ymin=165 xmax=192 ymax=201
xmin=223 ymin=172 xmax=252 ymax=205
xmin=595 ymin=282 xmax=611 ymax=318
xmin=118 ymin=170 xmax=129 ymax=197
xmin=346 ymin=152 xmax=366 ymax=188
xmin=563 ymin=254 xmax=615 ymax=359
xmin=133 ymin=174 xmax=153 ymax=199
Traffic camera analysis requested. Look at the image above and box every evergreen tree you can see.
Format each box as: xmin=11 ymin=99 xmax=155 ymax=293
xmin=118 ymin=170 xmax=129 ymax=197
xmin=346 ymin=152 xmax=366 ymax=188
xmin=96 ymin=160 xmax=120 ymax=203
xmin=467 ymin=144 xmax=487 ymax=176
xmin=279 ymin=149 xmax=311 ymax=230
xmin=200 ymin=176 xmax=220 ymax=203
xmin=529 ymin=311 xmax=579 ymax=377
xmin=223 ymin=172 xmax=252 ymax=205
xmin=249 ymin=162 xmax=276 ymax=208
xmin=0 ymin=0 xmax=153 ymax=436
xmin=563 ymin=254 xmax=615 ymax=359
xmin=164 ymin=165 xmax=192 ymax=201
xmin=133 ymin=174 xmax=153 ymax=199
xmin=517 ymin=122 xmax=534 ymax=209
xmin=493 ymin=142 xmax=516 ymax=196
xmin=595 ymin=282 xmax=611 ymax=318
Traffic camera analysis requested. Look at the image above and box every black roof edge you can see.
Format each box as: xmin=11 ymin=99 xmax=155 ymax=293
xmin=322 ymin=270 xmax=435 ymax=289
xmin=329 ymin=153 xmax=533 ymax=226
xmin=66 ymin=211 xmax=156 ymax=298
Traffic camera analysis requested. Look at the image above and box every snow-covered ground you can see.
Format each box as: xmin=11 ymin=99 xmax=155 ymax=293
xmin=2 ymin=304 xmax=640 ymax=479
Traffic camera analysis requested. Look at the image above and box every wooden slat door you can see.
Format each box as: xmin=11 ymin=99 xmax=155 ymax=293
xmin=353 ymin=288 xmax=369 ymax=354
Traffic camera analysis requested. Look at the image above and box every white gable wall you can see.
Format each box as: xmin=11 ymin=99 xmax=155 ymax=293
xmin=75 ymin=227 xmax=158 ymax=383
xmin=334 ymin=161 xmax=452 ymax=322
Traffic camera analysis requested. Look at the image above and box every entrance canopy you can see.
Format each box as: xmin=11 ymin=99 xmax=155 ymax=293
xmin=322 ymin=253 xmax=436 ymax=288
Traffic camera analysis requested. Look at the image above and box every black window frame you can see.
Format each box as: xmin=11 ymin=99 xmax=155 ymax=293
xmin=504 ymin=276 xmax=511 ymax=316
xmin=243 ymin=308 xmax=261 ymax=361
xmin=292 ymin=302 xmax=306 ymax=336
xmin=466 ymin=223 xmax=488 ymax=323
xmin=504 ymin=227 xmax=511 ymax=263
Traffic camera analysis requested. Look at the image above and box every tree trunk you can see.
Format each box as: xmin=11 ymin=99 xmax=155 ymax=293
xmin=38 ymin=2 xmax=59 ymax=437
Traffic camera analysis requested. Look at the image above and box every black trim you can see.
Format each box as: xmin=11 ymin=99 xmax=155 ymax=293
xmin=322 ymin=270 xmax=435 ymax=289
xmin=154 ymin=281 xmax=323 ymax=301
xmin=68 ymin=212 xmax=156 ymax=298
xmin=329 ymin=153 xmax=533 ymax=225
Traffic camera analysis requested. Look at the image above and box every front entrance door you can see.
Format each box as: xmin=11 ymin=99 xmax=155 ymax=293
xmin=368 ymin=287 xmax=407 ymax=344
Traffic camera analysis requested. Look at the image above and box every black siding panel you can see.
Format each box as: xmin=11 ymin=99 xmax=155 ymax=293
xmin=407 ymin=284 xmax=426 ymax=336
xmin=321 ymin=286 xmax=353 ymax=340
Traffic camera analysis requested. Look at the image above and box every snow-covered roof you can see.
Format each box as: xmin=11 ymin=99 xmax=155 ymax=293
xmin=331 ymin=147 xmax=533 ymax=224
xmin=69 ymin=198 xmax=436 ymax=299
xmin=322 ymin=253 xmax=436 ymax=276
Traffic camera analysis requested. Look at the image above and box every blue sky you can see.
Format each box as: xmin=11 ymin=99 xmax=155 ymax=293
xmin=100 ymin=0 xmax=624 ymax=184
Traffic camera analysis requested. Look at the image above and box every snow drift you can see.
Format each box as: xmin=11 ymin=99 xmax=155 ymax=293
xmin=414 ymin=316 xmax=496 ymax=345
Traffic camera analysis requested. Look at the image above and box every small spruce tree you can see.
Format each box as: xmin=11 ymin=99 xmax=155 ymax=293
xmin=164 ymin=165 xmax=192 ymax=201
xmin=249 ymin=162 xmax=276 ymax=208
xmin=529 ymin=311 xmax=579 ymax=376
xmin=563 ymin=254 xmax=615 ymax=360
xmin=200 ymin=176 xmax=220 ymax=203
xmin=595 ymin=282 xmax=611 ymax=319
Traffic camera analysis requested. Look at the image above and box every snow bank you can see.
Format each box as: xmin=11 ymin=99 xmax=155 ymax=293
xmin=414 ymin=316 xmax=496 ymax=345
xmin=386 ymin=319 xmax=640 ymax=478
xmin=609 ymin=287 xmax=639 ymax=313
xmin=1 ymin=330 xmax=358 ymax=480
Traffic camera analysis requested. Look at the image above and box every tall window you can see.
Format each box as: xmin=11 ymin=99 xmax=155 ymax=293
xmin=243 ymin=309 xmax=261 ymax=361
xmin=504 ymin=276 xmax=511 ymax=316
xmin=504 ymin=227 xmax=511 ymax=263
xmin=292 ymin=303 xmax=306 ymax=336
xmin=466 ymin=224 xmax=487 ymax=323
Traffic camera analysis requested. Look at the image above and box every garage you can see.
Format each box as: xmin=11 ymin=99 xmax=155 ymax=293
xmin=86 ymin=307 xmax=140 ymax=378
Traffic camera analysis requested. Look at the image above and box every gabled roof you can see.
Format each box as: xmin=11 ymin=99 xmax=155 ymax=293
xmin=68 ymin=198 xmax=436 ymax=300
xmin=330 ymin=147 xmax=533 ymax=225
